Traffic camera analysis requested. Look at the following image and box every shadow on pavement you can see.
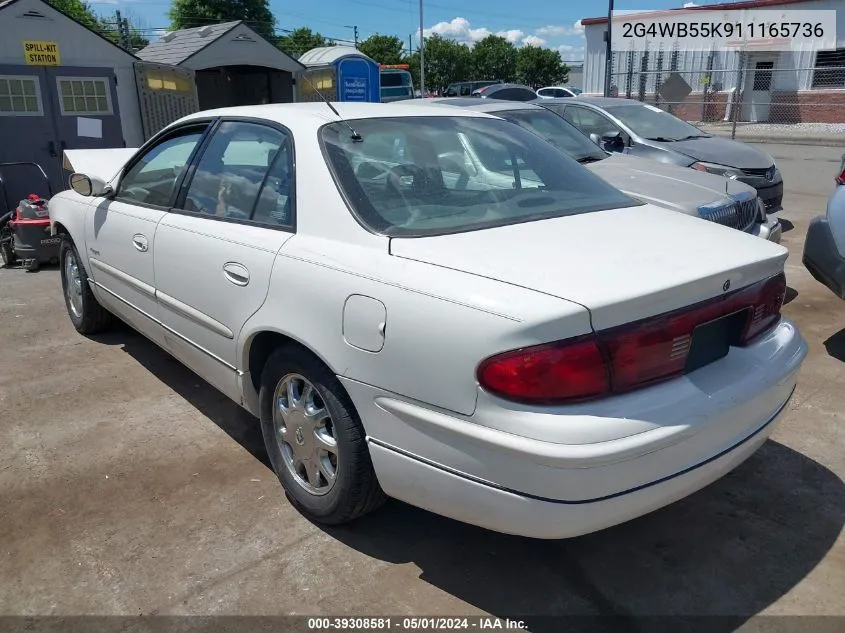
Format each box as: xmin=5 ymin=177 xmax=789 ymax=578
xmin=784 ymin=286 xmax=799 ymax=305
xmin=823 ymin=328 xmax=845 ymax=363
xmin=779 ymin=218 xmax=795 ymax=233
xmin=93 ymin=327 xmax=844 ymax=633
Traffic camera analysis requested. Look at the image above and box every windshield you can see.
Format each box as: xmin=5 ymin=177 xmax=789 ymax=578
xmin=381 ymin=72 xmax=410 ymax=87
xmin=605 ymin=104 xmax=709 ymax=141
xmin=320 ymin=116 xmax=637 ymax=237
xmin=496 ymin=108 xmax=607 ymax=163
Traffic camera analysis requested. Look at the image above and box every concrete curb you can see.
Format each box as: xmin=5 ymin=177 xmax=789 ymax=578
xmin=701 ymin=131 xmax=845 ymax=147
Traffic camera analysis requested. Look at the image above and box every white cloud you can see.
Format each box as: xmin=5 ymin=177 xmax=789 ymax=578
xmin=557 ymin=44 xmax=585 ymax=58
xmin=522 ymin=35 xmax=547 ymax=47
xmin=535 ymin=21 xmax=584 ymax=38
xmin=496 ymin=29 xmax=526 ymax=44
xmin=683 ymin=2 xmax=700 ymax=6
xmin=424 ymin=17 xmax=492 ymax=45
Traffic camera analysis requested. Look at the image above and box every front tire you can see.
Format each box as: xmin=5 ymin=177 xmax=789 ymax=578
xmin=59 ymin=239 xmax=113 ymax=334
xmin=259 ymin=346 xmax=387 ymax=525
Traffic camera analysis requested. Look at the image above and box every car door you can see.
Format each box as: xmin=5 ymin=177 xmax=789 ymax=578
xmin=84 ymin=121 xmax=210 ymax=346
xmin=153 ymin=119 xmax=295 ymax=402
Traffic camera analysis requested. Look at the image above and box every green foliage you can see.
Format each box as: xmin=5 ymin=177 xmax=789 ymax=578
xmin=471 ymin=35 xmax=517 ymax=82
xmin=358 ymin=34 xmax=404 ymax=65
xmin=168 ymin=0 xmax=276 ymax=41
xmin=46 ymin=0 xmax=148 ymax=51
xmin=277 ymin=27 xmax=335 ymax=58
xmin=516 ymin=45 xmax=569 ymax=88
xmin=406 ymin=34 xmax=472 ymax=93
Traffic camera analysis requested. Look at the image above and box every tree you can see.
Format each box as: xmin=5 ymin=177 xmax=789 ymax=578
xmin=516 ymin=45 xmax=569 ymax=89
xmin=406 ymin=34 xmax=472 ymax=94
xmin=169 ymin=0 xmax=276 ymax=41
xmin=277 ymin=27 xmax=334 ymax=59
xmin=358 ymin=34 xmax=404 ymax=66
xmin=47 ymin=1 xmax=148 ymax=51
xmin=472 ymin=35 xmax=517 ymax=83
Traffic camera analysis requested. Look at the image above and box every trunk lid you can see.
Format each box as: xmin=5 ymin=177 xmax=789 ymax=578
xmin=390 ymin=203 xmax=788 ymax=331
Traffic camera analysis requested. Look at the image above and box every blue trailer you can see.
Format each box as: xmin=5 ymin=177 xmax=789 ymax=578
xmin=296 ymin=46 xmax=381 ymax=103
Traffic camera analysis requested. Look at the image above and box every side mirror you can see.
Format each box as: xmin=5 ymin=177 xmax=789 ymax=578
xmin=600 ymin=130 xmax=625 ymax=153
xmin=589 ymin=133 xmax=601 ymax=146
xmin=69 ymin=172 xmax=112 ymax=197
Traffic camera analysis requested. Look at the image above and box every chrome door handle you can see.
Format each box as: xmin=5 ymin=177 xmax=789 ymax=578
xmin=132 ymin=234 xmax=149 ymax=252
xmin=223 ymin=262 xmax=249 ymax=286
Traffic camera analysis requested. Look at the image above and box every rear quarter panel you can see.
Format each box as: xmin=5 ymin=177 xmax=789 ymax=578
xmin=238 ymin=235 xmax=592 ymax=417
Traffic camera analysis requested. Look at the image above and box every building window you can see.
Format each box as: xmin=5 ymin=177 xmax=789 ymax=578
xmin=57 ymin=77 xmax=113 ymax=115
xmin=0 ymin=76 xmax=42 ymax=116
xmin=812 ymin=48 xmax=845 ymax=89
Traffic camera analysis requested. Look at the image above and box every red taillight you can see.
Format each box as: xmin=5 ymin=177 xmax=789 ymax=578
xmin=836 ymin=164 xmax=845 ymax=185
xmin=477 ymin=273 xmax=786 ymax=405
xmin=476 ymin=336 xmax=609 ymax=405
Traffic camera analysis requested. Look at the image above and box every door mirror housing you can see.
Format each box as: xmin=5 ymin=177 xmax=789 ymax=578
xmin=600 ymin=130 xmax=625 ymax=153
xmin=589 ymin=132 xmax=601 ymax=146
xmin=69 ymin=172 xmax=112 ymax=198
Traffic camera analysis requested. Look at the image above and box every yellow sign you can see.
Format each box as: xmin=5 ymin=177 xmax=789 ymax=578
xmin=23 ymin=41 xmax=60 ymax=66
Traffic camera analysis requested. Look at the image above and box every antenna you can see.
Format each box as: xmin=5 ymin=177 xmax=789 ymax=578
xmin=300 ymin=72 xmax=363 ymax=142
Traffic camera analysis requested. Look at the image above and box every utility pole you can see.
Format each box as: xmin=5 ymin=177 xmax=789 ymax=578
xmin=603 ymin=0 xmax=614 ymax=96
xmin=345 ymin=25 xmax=359 ymax=47
xmin=115 ymin=10 xmax=130 ymax=52
xmin=419 ymin=0 xmax=425 ymax=96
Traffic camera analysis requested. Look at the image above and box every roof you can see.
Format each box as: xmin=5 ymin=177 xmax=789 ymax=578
xmin=298 ymin=46 xmax=376 ymax=66
xmin=0 ymin=0 xmax=137 ymax=59
xmin=405 ymin=97 xmax=540 ymax=113
xmin=170 ymin=101 xmax=495 ymax=130
xmin=582 ymin=0 xmax=820 ymax=26
xmin=565 ymin=96 xmax=645 ymax=107
xmin=136 ymin=21 xmax=241 ymax=65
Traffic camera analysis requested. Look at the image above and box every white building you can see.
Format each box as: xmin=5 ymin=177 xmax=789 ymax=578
xmin=581 ymin=0 xmax=845 ymax=123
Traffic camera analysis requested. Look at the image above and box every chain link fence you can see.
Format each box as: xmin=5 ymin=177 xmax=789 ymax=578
xmin=608 ymin=48 xmax=845 ymax=139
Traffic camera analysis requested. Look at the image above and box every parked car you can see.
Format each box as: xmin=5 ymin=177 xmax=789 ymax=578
xmin=802 ymin=154 xmax=845 ymax=299
xmin=401 ymin=98 xmax=781 ymax=242
xmin=52 ymin=102 xmax=806 ymax=540
xmin=471 ymin=83 xmax=538 ymax=101
xmin=535 ymin=96 xmax=785 ymax=213
xmin=536 ymin=86 xmax=581 ymax=98
xmin=444 ymin=80 xmax=501 ymax=97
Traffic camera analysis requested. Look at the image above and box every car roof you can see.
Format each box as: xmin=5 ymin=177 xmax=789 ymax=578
xmin=170 ymin=101 xmax=494 ymax=130
xmin=402 ymin=97 xmax=542 ymax=113
xmin=567 ymin=96 xmax=644 ymax=107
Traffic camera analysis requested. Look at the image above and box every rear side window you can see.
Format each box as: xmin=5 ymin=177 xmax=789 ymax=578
xmin=181 ymin=121 xmax=294 ymax=228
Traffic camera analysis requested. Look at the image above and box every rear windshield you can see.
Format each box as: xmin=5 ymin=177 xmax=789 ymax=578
xmin=381 ymin=72 xmax=411 ymax=87
xmin=319 ymin=116 xmax=638 ymax=237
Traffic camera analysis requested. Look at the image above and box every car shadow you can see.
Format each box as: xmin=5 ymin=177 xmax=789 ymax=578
xmin=784 ymin=286 xmax=799 ymax=305
xmin=779 ymin=218 xmax=795 ymax=233
xmin=823 ymin=328 xmax=845 ymax=362
xmin=93 ymin=327 xmax=844 ymax=631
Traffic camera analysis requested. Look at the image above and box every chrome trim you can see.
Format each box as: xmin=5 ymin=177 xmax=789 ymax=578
xmin=90 ymin=279 xmax=242 ymax=375
xmin=156 ymin=289 xmax=235 ymax=339
xmin=89 ymin=258 xmax=155 ymax=298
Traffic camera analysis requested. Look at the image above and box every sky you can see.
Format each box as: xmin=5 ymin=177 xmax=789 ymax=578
xmin=87 ymin=0 xmax=733 ymax=62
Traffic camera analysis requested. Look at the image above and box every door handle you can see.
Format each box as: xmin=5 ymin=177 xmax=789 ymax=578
xmin=223 ymin=262 xmax=249 ymax=286
xmin=132 ymin=234 xmax=149 ymax=252
xmin=48 ymin=141 xmax=57 ymax=157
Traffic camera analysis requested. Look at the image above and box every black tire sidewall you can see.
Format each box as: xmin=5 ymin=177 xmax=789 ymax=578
xmin=59 ymin=239 xmax=87 ymax=330
xmin=258 ymin=347 xmax=369 ymax=521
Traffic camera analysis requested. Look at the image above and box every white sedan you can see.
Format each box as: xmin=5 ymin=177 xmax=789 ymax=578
xmin=51 ymin=102 xmax=807 ymax=539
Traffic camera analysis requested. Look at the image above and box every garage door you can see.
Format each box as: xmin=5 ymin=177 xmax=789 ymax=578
xmin=0 ymin=64 xmax=123 ymax=208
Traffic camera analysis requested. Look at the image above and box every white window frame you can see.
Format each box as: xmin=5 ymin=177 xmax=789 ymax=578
xmin=0 ymin=75 xmax=44 ymax=117
xmin=55 ymin=76 xmax=113 ymax=116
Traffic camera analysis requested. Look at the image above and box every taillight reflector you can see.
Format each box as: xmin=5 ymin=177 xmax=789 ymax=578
xmin=477 ymin=273 xmax=786 ymax=405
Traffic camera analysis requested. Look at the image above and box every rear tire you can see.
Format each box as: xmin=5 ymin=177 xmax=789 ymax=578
xmin=259 ymin=345 xmax=387 ymax=525
xmin=59 ymin=239 xmax=113 ymax=334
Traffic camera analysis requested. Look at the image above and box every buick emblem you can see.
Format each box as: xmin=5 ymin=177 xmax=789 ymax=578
xmin=765 ymin=167 xmax=775 ymax=182
xmin=295 ymin=427 xmax=305 ymax=445
xmin=723 ymin=279 xmax=731 ymax=292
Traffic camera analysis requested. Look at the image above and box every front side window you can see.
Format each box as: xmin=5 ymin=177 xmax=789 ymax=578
xmin=182 ymin=121 xmax=290 ymax=225
xmin=116 ymin=126 xmax=207 ymax=207
xmin=320 ymin=116 xmax=637 ymax=237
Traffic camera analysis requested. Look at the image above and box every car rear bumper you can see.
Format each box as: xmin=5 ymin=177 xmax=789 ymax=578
xmin=344 ymin=318 xmax=807 ymax=538
xmin=803 ymin=215 xmax=845 ymax=300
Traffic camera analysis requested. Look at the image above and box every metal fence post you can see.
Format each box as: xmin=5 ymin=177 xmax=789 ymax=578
xmin=731 ymin=46 xmax=747 ymax=141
